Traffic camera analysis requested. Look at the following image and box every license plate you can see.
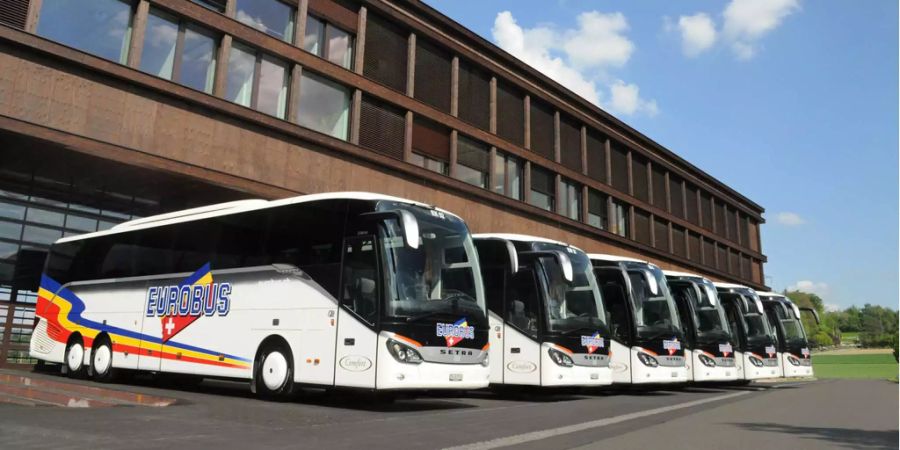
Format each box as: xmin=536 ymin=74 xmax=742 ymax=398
xmin=449 ymin=373 xmax=463 ymax=382
xmin=671 ymin=371 xmax=678 ymax=378
xmin=590 ymin=373 xmax=599 ymax=380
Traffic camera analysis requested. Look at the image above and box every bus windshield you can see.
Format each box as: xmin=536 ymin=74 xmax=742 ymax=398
xmin=694 ymin=280 xmax=731 ymax=342
xmin=533 ymin=243 xmax=606 ymax=334
xmin=775 ymin=302 xmax=807 ymax=343
xmin=739 ymin=291 xmax=775 ymax=344
xmin=626 ymin=263 xmax=681 ymax=339
xmin=377 ymin=203 xmax=486 ymax=320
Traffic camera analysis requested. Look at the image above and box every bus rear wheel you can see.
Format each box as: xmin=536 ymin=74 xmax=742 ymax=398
xmin=254 ymin=343 xmax=294 ymax=400
xmin=91 ymin=338 xmax=118 ymax=383
xmin=64 ymin=337 xmax=85 ymax=378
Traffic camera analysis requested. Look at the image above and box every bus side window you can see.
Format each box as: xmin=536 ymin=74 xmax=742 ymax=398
xmin=506 ymin=268 xmax=539 ymax=338
xmin=340 ymin=237 xmax=378 ymax=325
xmin=480 ymin=267 xmax=506 ymax=316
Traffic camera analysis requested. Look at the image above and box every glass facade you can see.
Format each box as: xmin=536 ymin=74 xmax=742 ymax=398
xmin=295 ymin=72 xmax=351 ymax=140
xmin=257 ymin=56 xmax=289 ymax=119
xmin=226 ymin=43 xmax=257 ymax=107
xmin=410 ymin=153 xmax=447 ymax=175
xmin=140 ymin=10 xmax=178 ymax=79
xmin=180 ymin=26 xmax=218 ymax=94
xmin=559 ymin=178 xmax=582 ymax=221
xmin=235 ymin=0 xmax=295 ymax=43
xmin=304 ymin=15 xmax=354 ymax=69
xmin=36 ymin=0 xmax=134 ymax=64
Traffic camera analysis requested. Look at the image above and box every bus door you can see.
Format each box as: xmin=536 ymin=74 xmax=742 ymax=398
xmin=668 ymin=281 xmax=697 ymax=379
xmin=593 ymin=267 xmax=633 ymax=383
xmin=502 ymin=265 xmax=542 ymax=385
xmin=722 ymin=297 xmax=745 ymax=378
xmin=334 ymin=235 xmax=379 ymax=388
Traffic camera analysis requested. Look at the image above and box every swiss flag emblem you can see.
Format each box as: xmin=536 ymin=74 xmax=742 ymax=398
xmin=158 ymin=266 xmax=215 ymax=343
xmin=161 ymin=314 xmax=201 ymax=343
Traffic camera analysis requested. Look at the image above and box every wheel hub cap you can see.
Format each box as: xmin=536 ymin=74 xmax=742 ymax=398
xmin=261 ymin=352 xmax=288 ymax=391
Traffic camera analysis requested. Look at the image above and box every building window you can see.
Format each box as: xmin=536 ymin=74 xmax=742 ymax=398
xmin=140 ymin=10 xmax=218 ymax=94
xmin=559 ymin=178 xmax=581 ymax=221
xmin=411 ymin=117 xmax=450 ymax=174
xmin=612 ymin=200 xmax=629 ymax=238
xmin=588 ymin=189 xmax=608 ymax=230
xmin=456 ymin=137 xmax=489 ymax=188
xmin=529 ymin=166 xmax=555 ymax=212
xmin=36 ymin=0 xmax=134 ymax=64
xmin=295 ymin=72 xmax=350 ymax=140
xmin=414 ymin=39 xmax=451 ymax=112
xmin=235 ymin=0 xmax=295 ymax=43
xmin=409 ymin=153 xmax=447 ymax=175
xmin=492 ymin=152 xmax=523 ymax=201
xmin=191 ymin=0 xmax=226 ymax=13
xmin=257 ymin=55 xmax=289 ymax=118
xmin=226 ymin=43 xmax=289 ymax=119
xmin=305 ymin=15 xmax=354 ymax=69
xmin=359 ymin=95 xmax=405 ymax=159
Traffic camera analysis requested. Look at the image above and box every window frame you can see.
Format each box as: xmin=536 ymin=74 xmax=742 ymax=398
xmin=226 ymin=41 xmax=290 ymax=119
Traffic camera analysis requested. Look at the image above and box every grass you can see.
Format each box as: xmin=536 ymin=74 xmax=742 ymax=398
xmin=812 ymin=352 xmax=898 ymax=380
xmin=842 ymin=331 xmax=860 ymax=344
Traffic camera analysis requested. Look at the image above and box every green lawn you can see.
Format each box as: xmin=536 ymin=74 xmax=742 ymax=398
xmin=841 ymin=331 xmax=860 ymax=345
xmin=812 ymin=353 xmax=898 ymax=380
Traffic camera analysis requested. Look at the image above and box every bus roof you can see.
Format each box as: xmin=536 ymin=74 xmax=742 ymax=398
xmin=757 ymin=291 xmax=788 ymax=300
xmin=662 ymin=269 xmax=707 ymax=280
xmin=473 ymin=233 xmax=581 ymax=250
xmin=713 ymin=281 xmax=752 ymax=290
xmin=57 ymin=191 xmax=453 ymax=245
xmin=587 ymin=253 xmax=648 ymax=264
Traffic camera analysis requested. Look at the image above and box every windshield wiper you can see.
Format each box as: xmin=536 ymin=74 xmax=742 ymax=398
xmin=406 ymin=310 xmax=448 ymax=323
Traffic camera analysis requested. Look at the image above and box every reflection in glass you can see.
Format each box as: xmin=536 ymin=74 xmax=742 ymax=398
xmin=226 ymin=43 xmax=256 ymax=107
xmin=507 ymin=157 xmax=522 ymax=200
xmin=65 ymin=215 xmax=98 ymax=232
xmin=492 ymin=152 xmax=505 ymax=194
xmin=22 ymin=226 xmax=62 ymax=245
xmin=25 ymin=208 xmax=65 ymax=227
xmin=257 ymin=56 xmax=288 ymax=119
xmin=235 ymin=0 xmax=295 ymax=42
xmin=181 ymin=26 xmax=218 ymax=94
xmin=140 ymin=9 xmax=178 ymax=79
xmin=410 ymin=154 xmax=447 ymax=175
xmin=0 ymin=221 xmax=22 ymax=241
xmin=296 ymin=73 xmax=350 ymax=140
xmin=37 ymin=0 xmax=134 ymax=64
xmin=304 ymin=16 xmax=324 ymax=55
xmin=0 ymin=202 xmax=25 ymax=220
xmin=325 ymin=26 xmax=353 ymax=68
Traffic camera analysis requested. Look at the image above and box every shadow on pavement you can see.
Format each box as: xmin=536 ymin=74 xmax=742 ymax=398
xmin=732 ymin=422 xmax=898 ymax=450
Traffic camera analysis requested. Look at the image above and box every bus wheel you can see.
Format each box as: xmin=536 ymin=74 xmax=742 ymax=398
xmin=91 ymin=338 xmax=118 ymax=383
xmin=254 ymin=343 xmax=294 ymax=400
xmin=64 ymin=337 xmax=86 ymax=378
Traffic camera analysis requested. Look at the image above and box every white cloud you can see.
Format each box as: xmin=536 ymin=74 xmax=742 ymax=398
xmin=676 ymin=13 xmax=718 ymax=57
xmin=492 ymin=11 xmax=658 ymax=117
xmin=607 ymin=80 xmax=659 ymax=117
xmin=722 ymin=0 xmax=801 ymax=59
xmin=824 ymin=303 xmax=841 ymax=313
xmin=775 ymin=211 xmax=806 ymax=226
xmin=788 ymin=280 xmax=829 ymax=297
xmin=562 ymin=12 xmax=634 ymax=69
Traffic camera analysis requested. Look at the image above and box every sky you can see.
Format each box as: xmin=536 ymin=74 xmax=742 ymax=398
xmin=425 ymin=0 xmax=899 ymax=310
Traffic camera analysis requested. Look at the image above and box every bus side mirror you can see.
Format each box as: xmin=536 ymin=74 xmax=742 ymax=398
xmin=800 ymin=306 xmax=820 ymax=324
xmin=519 ymin=250 xmax=573 ymax=282
xmin=644 ymin=270 xmax=659 ymax=295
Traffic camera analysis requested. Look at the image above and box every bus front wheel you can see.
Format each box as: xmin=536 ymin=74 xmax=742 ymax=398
xmin=64 ymin=337 xmax=85 ymax=378
xmin=254 ymin=342 xmax=294 ymax=400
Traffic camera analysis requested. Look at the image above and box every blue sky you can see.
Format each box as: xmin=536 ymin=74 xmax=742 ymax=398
xmin=425 ymin=0 xmax=898 ymax=309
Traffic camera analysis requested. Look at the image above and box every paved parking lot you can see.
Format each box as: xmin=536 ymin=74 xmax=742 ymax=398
xmin=0 ymin=369 xmax=895 ymax=449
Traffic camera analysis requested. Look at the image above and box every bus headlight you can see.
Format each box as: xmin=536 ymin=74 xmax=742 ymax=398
xmin=386 ymin=339 xmax=423 ymax=365
xmin=787 ymin=355 xmax=801 ymax=366
xmin=699 ymin=354 xmax=717 ymax=367
xmin=749 ymin=355 xmax=764 ymax=367
xmin=548 ymin=348 xmax=574 ymax=367
xmin=637 ymin=352 xmax=659 ymax=367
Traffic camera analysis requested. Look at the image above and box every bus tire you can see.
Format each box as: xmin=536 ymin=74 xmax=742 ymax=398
xmin=90 ymin=337 xmax=118 ymax=383
xmin=254 ymin=342 xmax=294 ymax=400
xmin=64 ymin=336 xmax=86 ymax=378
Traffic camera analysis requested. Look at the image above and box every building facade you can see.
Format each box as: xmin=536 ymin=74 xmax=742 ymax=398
xmin=0 ymin=0 xmax=766 ymax=367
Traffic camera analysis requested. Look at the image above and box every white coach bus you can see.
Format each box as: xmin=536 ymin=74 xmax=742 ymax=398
xmin=473 ymin=234 xmax=612 ymax=388
xmin=663 ymin=271 xmax=738 ymax=383
xmin=758 ymin=291 xmax=819 ymax=378
xmin=714 ymin=283 xmax=781 ymax=381
xmin=589 ymin=255 xmax=689 ymax=384
xmin=30 ymin=192 xmax=490 ymax=398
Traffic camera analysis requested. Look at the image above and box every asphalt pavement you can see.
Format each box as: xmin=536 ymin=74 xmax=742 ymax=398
xmin=0 ymin=370 xmax=895 ymax=450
